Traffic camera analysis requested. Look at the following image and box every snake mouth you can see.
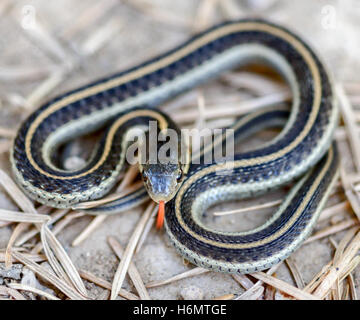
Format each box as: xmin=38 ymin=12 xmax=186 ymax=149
xmin=147 ymin=191 xmax=176 ymax=204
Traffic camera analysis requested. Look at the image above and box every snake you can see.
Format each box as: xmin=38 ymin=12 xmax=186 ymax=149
xmin=10 ymin=19 xmax=339 ymax=274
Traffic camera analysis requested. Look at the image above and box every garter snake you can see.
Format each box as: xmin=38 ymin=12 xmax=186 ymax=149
xmin=11 ymin=20 xmax=339 ymax=274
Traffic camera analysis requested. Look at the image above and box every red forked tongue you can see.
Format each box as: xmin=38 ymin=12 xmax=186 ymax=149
xmin=156 ymin=201 xmax=165 ymax=229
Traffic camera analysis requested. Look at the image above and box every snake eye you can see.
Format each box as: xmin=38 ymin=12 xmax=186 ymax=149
xmin=176 ymin=170 xmax=183 ymax=182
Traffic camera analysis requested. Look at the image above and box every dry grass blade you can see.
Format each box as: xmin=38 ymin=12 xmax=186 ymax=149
xmin=0 ymin=191 xmax=86 ymax=297
xmin=0 ymin=170 xmax=38 ymax=267
xmin=0 ymin=285 xmax=26 ymax=300
xmin=32 ymin=211 xmax=84 ymax=254
xmin=304 ymin=219 xmax=359 ymax=244
xmin=233 ymin=263 xmax=281 ymax=300
xmin=80 ymin=19 xmax=123 ymax=56
xmin=172 ymin=91 xmax=290 ymax=124
xmin=341 ymin=282 xmax=350 ymax=300
xmin=39 ymin=227 xmax=76 ymax=288
xmin=218 ymin=0 xmax=242 ymax=19
xmin=213 ymin=293 xmax=236 ymax=300
xmin=0 ymin=209 xmax=50 ymax=224
xmin=0 ymin=170 xmax=87 ymax=297
xmin=107 ymin=236 xmax=150 ymax=300
xmin=135 ymin=206 xmax=156 ymax=254
xmin=61 ymin=0 xmax=119 ymax=38
xmin=303 ymin=260 xmax=333 ymax=294
xmin=72 ymin=165 xmax=139 ymax=246
xmin=16 ymin=13 xmax=69 ymax=63
xmin=264 ymin=284 xmax=276 ymax=300
xmin=312 ymin=229 xmax=360 ymax=298
xmin=0 ymin=140 xmax=11 ymax=154
xmin=162 ymin=91 xmax=198 ymax=112
xmin=0 ymin=251 xmax=46 ymax=263
xmin=6 ymin=224 xmax=31 ymax=268
xmin=11 ymin=251 xmax=86 ymax=300
xmin=37 ymin=205 xmax=53 ymax=215
xmin=0 ymin=127 xmax=16 ymax=138
xmin=345 ymin=188 xmax=360 ymax=221
xmin=193 ymin=0 xmax=219 ymax=32
xmin=0 ymin=170 xmax=37 ymax=214
xmin=0 ymin=221 xmax=12 ymax=228
xmin=0 ymin=208 xmax=50 ymax=268
xmin=72 ymin=215 xmax=107 ymax=247
xmin=146 ymin=267 xmax=209 ymax=288
xmin=333 ymin=227 xmax=359 ymax=265
xmin=251 ymin=272 xmax=319 ymax=300
xmin=0 ymin=66 xmax=50 ymax=82
xmin=123 ymin=0 xmax=192 ymax=28
xmin=237 ymin=285 xmax=264 ymax=300
xmin=348 ymin=273 xmax=357 ymax=300
xmin=41 ymin=226 xmax=88 ymax=297
xmin=231 ymin=274 xmax=255 ymax=290
xmin=337 ymin=84 xmax=360 ymax=172
xmin=285 ymin=257 xmax=305 ymax=289
xmin=8 ymin=283 xmax=60 ymax=300
xmin=16 ymin=209 xmax=69 ymax=247
xmin=339 ymin=256 xmax=360 ymax=283
xmin=192 ymin=91 xmax=206 ymax=131
xmin=334 ymin=126 xmax=347 ymax=141
xmin=116 ymin=165 xmax=142 ymax=192
xmin=25 ymin=68 xmax=70 ymax=110
xmin=110 ymin=202 xmax=156 ymax=299
xmin=79 ymin=269 xmax=139 ymax=300
xmin=318 ymin=201 xmax=349 ymax=222
xmin=72 ymin=181 xmax=143 ymax=210
xmin=340 ymin=163 xmax=353 ymax=191
xmin=221 ymin=72 xmax=289 ymax=95
xmin=339 ymin=165 xmax=360 ymax=221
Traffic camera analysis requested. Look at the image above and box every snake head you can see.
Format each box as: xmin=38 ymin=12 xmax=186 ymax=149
xmin=140 ymin=162 xmax=185 ymax=203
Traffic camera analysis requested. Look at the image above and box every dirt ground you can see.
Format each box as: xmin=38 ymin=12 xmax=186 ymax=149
xmin=0 ymin=0 xmax=359 ymax=300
